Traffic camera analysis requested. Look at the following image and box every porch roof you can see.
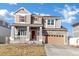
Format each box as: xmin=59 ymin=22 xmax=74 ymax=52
xmin=29 ymin=24 xmax=43 ymax=27
xmin=12 ymin=23 xmax=27 ymax=26
xmin=12 ymin=23 xmax=43 ymax=27
xmin=43 ymin=28 xmax=67 ymax=31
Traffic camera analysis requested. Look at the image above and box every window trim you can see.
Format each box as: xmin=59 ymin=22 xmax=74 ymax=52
xmin=47 ymin=19 xmax=54 ymax=25
xmin=17 ymin=27 xmax=27 ymax=36
xmin=19 ymin=15 xmax=26 ymax=22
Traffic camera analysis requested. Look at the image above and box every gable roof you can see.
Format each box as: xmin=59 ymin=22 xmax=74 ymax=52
xmin=14 ymin=7 xmax=31 ymax=15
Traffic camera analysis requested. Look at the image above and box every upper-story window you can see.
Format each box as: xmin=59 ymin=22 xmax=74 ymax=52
xmin=19 ymin=16 xmax=26 ymax=22
xmin=47 ymin=19 xmax=54 ymax=25
xmin=34 ymin=17 xmax=38 ymax=21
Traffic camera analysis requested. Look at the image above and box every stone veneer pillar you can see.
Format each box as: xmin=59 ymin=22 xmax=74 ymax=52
xmin=10 ymin=26 xmax=15 ymax=43
xmin=39 ymin=27 xmax=42 ymax=42
xmin=26 ymin=26 xmax=30 ymax=41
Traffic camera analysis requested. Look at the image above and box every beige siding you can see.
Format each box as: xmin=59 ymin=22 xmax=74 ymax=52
xmin=14 ymin=14 xmax=31 ymax=24
xmin=32 ymin=16 xmax=42 ymax=24
xmin=16 ymin=9 xmax=29 ymax=14
xmin=26 ymin=15 xmax=31 ymax=24
xmin=15 ymin=15 xmax=19 ymax=23
xmin=14 ymin=8 xmax=31 ymax=24
xmin=55 ymin=19 xmax=61 ymax=28
xmin=33 ymin=17 xmax=42 ymax=24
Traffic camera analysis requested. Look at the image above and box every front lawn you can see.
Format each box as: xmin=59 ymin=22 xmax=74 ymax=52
xmin=0 ymin=44 xmax=46 ymax=56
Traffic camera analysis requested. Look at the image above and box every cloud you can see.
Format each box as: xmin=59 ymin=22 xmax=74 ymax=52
xmin=0 ymin=9 xmax=14 ymax=21
xmin=8 ymin=3 xmax=17 ymax=5
xmin=10 ymin=12 xmax=14 ymax=16
xmin=33 ymin=12 xmax=50 ymax=16
xmin=56 ymin=4 xmax=79 ymax=23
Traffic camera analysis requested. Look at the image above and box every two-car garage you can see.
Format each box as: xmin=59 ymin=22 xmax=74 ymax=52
xmin=44 ymin=35 xmax=65 ymax=45
xmin=43 ymin=29 xmax=67 ymax=45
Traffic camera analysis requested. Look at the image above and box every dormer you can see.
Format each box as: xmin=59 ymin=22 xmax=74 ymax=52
xmin=14 ymin=7 xmax=31 ymax=24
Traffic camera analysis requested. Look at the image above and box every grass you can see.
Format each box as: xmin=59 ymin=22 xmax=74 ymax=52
xmin=0 ymin=44 xmax=46 ymax=56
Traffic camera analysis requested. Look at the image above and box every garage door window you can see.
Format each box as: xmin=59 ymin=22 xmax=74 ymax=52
xmin=51 ymin=35 xmax=64 ymax=37
xmin=61 ymin=35 xmax=64 ymax=37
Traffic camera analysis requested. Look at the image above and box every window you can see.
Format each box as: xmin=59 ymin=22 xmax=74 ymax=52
xmin=18 ymin=27 xmax=27 ymax=36
xmin=19 ymin=16 xmax=26 ymax=22
xmin=35 ymin=17 xmax=37 ymax=21
xmin=59 ymin=35 xmax=61 ymax=37
xmin=51 ymin=20 xmax=54 ymax=25
xmin=47 ymin=19 xmax=54 ymax=25
xmin=48 ymin=20 xmax=50 ymax=25
xmin=61 ymin=35 xmax=64 ymax=37
xmin=56 ymin=35 xmax=58 ymax=37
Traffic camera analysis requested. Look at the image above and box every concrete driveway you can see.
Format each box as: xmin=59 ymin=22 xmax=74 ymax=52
xmin=45 ymin=44 xmax=79 ymax=56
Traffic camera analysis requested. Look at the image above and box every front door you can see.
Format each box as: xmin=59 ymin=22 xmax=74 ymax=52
xmin=31 ymin=31 xmax=36 ymax=41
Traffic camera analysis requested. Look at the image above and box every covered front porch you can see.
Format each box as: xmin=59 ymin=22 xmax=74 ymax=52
xmin=10 ymin=24 xmax=43 ymax=44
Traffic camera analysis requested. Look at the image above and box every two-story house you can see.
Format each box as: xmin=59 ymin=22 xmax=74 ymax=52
xmin=10 ymin=7 xmax=67 ymax=45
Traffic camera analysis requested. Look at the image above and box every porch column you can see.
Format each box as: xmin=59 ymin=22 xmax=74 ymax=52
xmin=39 ymin=27 xmax=42 ymax=42
xmin=10 ymin=26 xmax=15 ymax=41
xmin=26 ymin=26 xmax=30 ymax=41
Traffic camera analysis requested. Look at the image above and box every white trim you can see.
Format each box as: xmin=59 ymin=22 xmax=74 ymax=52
xmin=26 ymin=26 xmax=30 ymax=41
xmin=39 ymin=27 xmax=42 ymax=41
xmin=46 ymin=19 xmax=55 ymax=28
xmin=45 ymin=20 xmax=47 ymax=28
xmin=60 ymin=19 xmax=61 ymax=28
xmin=14 ymin=7 xmax=31 ymax=15
xmin=64 ymin=34 xmax=66 ymax=45
xmin=54 ymin=19 xmax=56 ymax=28
xmin=16 ymin=13 xmax=31 ymax=15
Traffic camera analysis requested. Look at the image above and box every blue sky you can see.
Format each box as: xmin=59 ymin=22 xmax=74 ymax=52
xmin=0 ymin=3 xmax=79 ymax=36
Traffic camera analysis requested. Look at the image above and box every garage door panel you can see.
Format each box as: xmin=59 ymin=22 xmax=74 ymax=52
xmin=45 ymin=35 xmax=64 ymax=45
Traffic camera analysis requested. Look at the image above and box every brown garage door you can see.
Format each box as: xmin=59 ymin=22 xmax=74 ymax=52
xmin=44 ymin=35 xmax=65 ymax=45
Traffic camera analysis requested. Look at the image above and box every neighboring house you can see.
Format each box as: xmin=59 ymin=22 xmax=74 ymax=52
xmin=69 ymin=22 xmax=79 ymax=46
xmin=10 ymin=7 xmax=67 ymax=45
xmin=0 ymin=19 xmax=10 ymax=44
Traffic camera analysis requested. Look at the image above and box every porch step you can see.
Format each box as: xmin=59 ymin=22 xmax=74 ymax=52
xmin=10 ymin=40 xmax=42 ymax=44
xmin=10 ymin=40 xmax=27 ymax=44
xmin=27 ymin=41 xmax=42 ymax=44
